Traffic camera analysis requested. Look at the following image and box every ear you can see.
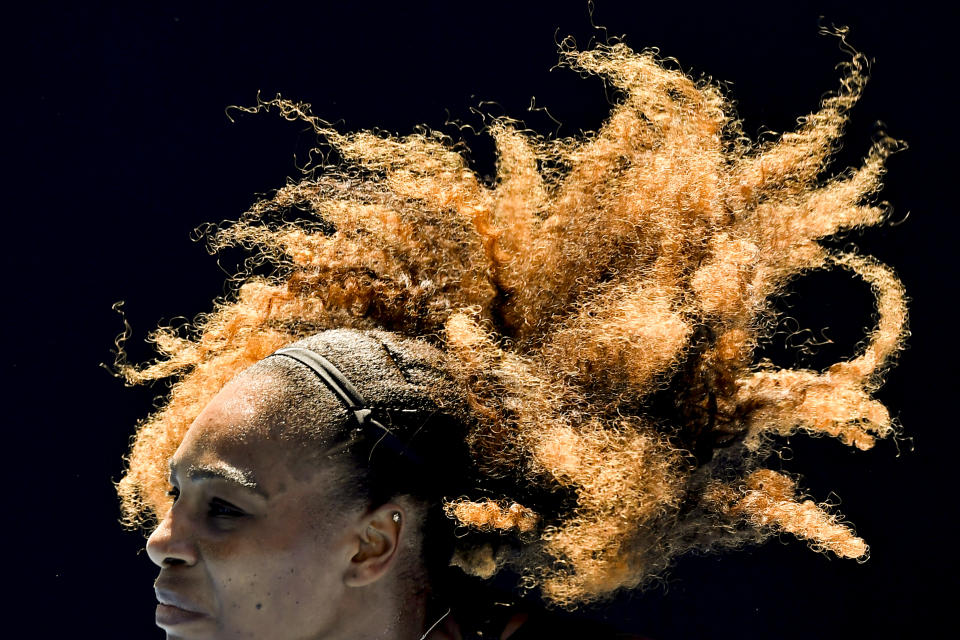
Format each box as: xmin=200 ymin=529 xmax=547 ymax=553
xmin=343 ymin=503 xmax=405 ymax=587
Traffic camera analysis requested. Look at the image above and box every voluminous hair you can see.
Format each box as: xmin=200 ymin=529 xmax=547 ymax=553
xmin=118 ymin=34 xmax=907 ymax=608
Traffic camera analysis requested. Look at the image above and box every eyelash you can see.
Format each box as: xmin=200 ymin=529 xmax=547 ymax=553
xmin=167 ymin=487 xmax=246 ymax=518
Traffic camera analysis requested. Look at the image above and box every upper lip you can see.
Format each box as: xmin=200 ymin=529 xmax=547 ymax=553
xmin=155 ymin=587 xmax=208 ymax=615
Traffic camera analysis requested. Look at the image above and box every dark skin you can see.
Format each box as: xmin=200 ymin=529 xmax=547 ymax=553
xmin=146 ymin=369 xmax=430 ymax=640
xmin=147 ymin=363 xmax=530 ymax=640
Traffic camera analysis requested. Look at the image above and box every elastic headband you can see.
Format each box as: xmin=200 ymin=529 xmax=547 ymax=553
xmin=269 ymin=346 xmax=425 ymax=465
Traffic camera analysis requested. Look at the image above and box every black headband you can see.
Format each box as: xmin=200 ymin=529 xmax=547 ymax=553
xmin=269 ymin=346 xmax=425 ymax=465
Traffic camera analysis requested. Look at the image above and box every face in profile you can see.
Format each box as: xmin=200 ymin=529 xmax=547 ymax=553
xmin=145 ymin=370 xmax=405 ymax=639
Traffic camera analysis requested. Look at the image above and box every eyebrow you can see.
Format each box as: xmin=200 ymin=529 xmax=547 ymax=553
xmin=168 ymin=462 xmax=269 ymax=499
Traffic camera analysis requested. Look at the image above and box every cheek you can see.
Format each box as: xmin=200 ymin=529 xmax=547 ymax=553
xmin=204 ymin=512 xmax=351 ymax=635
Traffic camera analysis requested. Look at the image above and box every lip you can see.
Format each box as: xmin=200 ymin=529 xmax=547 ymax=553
xmin=155 ymin=589 xmax=210 ymax=627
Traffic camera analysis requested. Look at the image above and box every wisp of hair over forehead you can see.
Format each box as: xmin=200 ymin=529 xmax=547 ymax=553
xmin=117 ymin=33 xmax=907 ymax=608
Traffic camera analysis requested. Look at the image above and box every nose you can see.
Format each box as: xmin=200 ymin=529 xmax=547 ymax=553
xmin=146 ymin=505 xmax=200 ymax=568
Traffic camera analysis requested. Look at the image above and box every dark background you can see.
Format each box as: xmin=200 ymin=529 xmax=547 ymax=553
xmin=6 ymin=2 xmax=953 ymax=638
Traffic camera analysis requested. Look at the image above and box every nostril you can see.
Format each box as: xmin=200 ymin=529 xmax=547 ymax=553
xmin=164 ymin=557 xmax=187 ymax=567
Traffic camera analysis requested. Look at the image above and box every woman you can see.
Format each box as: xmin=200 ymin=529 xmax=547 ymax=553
xmin=119 ymin=35 xmax=906 ymax=639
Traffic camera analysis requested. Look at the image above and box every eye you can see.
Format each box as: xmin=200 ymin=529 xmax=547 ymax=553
xmin=208 ymin=498 xmax=246 ymax=518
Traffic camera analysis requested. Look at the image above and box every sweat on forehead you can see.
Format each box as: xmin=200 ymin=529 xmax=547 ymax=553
xmin=219 ymin=356 xmax=353 ymax=446
xmin=187 ymin=329 xmax=453 ymax=459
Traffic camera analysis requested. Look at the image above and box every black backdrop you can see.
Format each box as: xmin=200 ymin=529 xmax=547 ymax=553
xmin=6 ymin=2 xmax=953 ymax=638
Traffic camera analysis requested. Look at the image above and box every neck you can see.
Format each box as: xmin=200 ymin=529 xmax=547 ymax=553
xmin=324 ymin=579 xmax=431 ymax=640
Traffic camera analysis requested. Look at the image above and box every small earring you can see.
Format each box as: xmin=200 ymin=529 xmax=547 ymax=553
xmin=392 ymin=512 xmax=401 ymax=523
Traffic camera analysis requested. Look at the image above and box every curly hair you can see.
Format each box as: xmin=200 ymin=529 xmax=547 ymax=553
xmin=117 ymin=34 xmax=907 ymax=609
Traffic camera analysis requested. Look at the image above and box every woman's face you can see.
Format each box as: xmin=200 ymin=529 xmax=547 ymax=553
xmin=145 ymin=371 xmax=365 ymax=640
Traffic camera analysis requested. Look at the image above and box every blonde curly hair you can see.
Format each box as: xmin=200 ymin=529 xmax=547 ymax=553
xmin=117 ymin=34 xmax=906 ymax=608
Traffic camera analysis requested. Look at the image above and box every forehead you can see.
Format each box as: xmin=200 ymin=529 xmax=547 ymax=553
xmin=171 ymin=369 xmax=342 ymax=485
xmin=184 ymin=372 xmax=290 ymax=444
